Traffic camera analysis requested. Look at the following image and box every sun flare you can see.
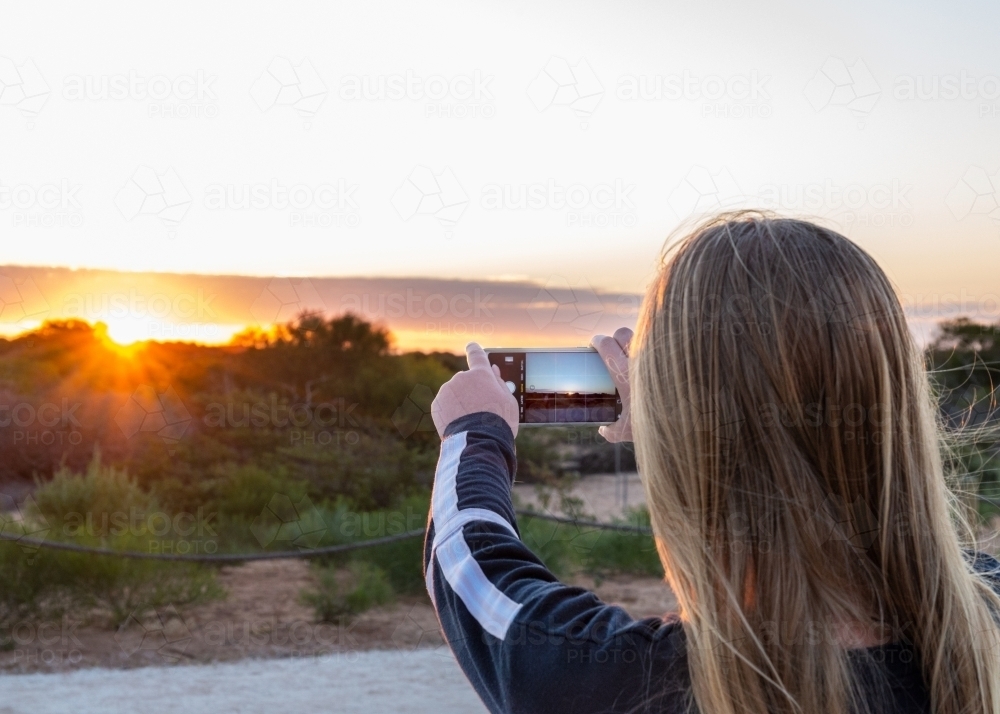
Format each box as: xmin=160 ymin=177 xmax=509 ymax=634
xmin=101 ymin=318 xmax=153 ymax=347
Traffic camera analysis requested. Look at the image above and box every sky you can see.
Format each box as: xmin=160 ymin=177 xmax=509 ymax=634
xmin=526 ymin=352 xmax=617 ymax=394
xmin=0 ymin=0 xmax=998 ymax=350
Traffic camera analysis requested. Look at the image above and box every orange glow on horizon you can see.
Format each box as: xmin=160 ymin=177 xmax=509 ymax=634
xmin=0 ymin=320 xmax=596 ymax=356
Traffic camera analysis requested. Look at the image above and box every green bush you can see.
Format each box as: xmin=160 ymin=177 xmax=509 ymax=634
xmin=517 ymin=508 xmax=662 ymax=580
xmin=0 ymin=538 xmax=222 ymax=630
xmin=319 ymin=494 xmax=429 ymax=594
xmin=0 ymin=540 xmax=77 ymax=639
xmin=62 ymin=541 xmax=223 ymax=626
xmin=33 ymin=453 xmax=156 ymax=535
xmin=7 ymin=457 xmax=224 ymax=628
xmin=578 ymin=509 xmax=662 ymax=579
xmin=301 ymin=561 xmax=394 ymax=622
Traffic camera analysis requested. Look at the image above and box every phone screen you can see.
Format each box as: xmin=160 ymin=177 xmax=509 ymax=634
xmin=486 ymin=349 xmax=622 ymax=424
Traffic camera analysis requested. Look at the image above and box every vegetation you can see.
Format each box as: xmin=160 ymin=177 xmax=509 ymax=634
xmin=1 ymin=313 xmax=998 ymax=631
xmin=301 ymin=562 xmax=395 ymax=622
xmin=926 ymin=319 xmax=1000 ymax=521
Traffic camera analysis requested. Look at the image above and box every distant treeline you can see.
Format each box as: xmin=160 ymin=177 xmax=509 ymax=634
xmin=0 ymin=313 xmax=995 ymax=514
xmin=0 ymin=313 xmax=458 ymax=510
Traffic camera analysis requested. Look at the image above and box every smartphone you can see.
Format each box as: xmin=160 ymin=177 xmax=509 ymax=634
xmin=485 ymin=347 xmax=622 ymax=426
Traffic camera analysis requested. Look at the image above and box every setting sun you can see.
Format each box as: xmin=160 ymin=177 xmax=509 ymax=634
xmin=102 ymin=317 xmax=153 ymax=347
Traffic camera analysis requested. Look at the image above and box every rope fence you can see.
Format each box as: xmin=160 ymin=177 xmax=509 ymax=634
xmin=0 ymin=528 xmax=428 ymax=563
xmin=0 ymin=509 xmax=653 ymax=563
xmin=4 ymin=494 xmax=1000 ymax=562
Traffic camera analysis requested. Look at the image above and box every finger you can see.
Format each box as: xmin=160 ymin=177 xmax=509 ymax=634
xmin=466 ymin=342 xmax=491 ymax=371
xmin=591 ymin=334 xmax=624 ymax=360
xmin=613 ymin=327 xmax=634 ymax=354
xmin=591 ymin=335 xmax=628 ymax=389
xmin=600 ymin=423 xmax=624 ymax=443
xmin=491 ymin=364 xmax=507 ymax=388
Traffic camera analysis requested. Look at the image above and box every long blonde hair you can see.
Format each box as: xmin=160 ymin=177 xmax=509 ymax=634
xmin=631 ymin=212 xmax=1000 ymax=714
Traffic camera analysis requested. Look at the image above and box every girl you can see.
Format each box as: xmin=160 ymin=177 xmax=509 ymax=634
xmin=425 ymin=212 xmax=1000 ymax=714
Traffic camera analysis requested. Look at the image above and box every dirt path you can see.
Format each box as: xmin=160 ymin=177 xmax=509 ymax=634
xmin=1 ymin=556 xmax=676 ymax=675
xmin=0 ymin=649 xmax=487 ymax=714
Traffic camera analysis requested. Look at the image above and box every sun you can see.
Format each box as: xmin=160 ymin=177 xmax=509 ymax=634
xmin=96 ymin=318 xmax=151 ymax=348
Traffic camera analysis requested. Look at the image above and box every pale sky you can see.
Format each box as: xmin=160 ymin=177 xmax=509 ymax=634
xmin=1 ymin=0 xmax=999 ymax=348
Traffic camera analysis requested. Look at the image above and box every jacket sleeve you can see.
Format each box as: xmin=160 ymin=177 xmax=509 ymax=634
xmin=423 ymin=412 xmax=689 ymax=714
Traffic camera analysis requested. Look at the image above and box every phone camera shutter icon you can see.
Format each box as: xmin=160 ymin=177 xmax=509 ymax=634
xmin=505 ymin=381 xmax=516 ymax=393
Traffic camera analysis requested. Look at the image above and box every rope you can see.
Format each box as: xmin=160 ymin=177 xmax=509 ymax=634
xmin=0 ymin=528 xmax=427 ymax=563
xmin=9 ymin=495 xmax=1000 ymax=561
xmin=0 ymin=510 xmax=654 ymax=562
xmin=515 ymin=510 xmax=653 ymax=535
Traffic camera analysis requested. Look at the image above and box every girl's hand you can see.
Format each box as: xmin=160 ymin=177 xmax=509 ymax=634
xmin=431 ymin=342 xmax=520 ymax=438
xmin=591 ymin=327 xmax=633 ymax=442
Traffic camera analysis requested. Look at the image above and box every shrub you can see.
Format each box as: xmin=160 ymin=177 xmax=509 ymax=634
xmin=0 ymin=540 xmax=78 ymax=639
xmin=33 ymin=452 xmax=155 ymax=534
xmin=578 ymin=508 xmax=662 ymax=579
xmin=10 ymin=457 xmax=224 ymax=627
xmin=517 ymin=507 xmax=662 ymax=580
xmin=301 ymin=561 xmax=394 ymax=622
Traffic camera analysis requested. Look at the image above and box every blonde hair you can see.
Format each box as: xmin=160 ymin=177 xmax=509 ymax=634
xmin=632 ymin=212 xmax=1000 ymax=714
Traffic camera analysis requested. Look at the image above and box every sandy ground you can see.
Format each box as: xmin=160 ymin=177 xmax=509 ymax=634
xmin=0 ymin=472 xmax=674 ymax=710
xmin=0 ymin=559 xmax=444 ymax=673
xmin=1 ymin=555 xmax=675 ymax=675
xmin=513 ymin=470 xmax=646 ymax=521
xmin=0 ymin=561 xmax=674 ymax=713
xmin=0 ymin=649 xmax=487 ymax=714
